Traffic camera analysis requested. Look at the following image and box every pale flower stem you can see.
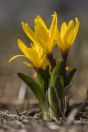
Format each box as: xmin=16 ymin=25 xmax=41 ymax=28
xmin=43 ymin=110 xmax=48 ymax=120
xmin=41 ymin=106 xmax=49 ymax=120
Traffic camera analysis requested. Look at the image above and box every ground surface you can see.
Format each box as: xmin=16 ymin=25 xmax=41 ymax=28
xmin=0 ymin=104 xmax=88 ymax=132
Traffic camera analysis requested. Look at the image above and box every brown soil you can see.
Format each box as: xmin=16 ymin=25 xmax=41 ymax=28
xmin=0 ymin=103 xmax=88 ymax=132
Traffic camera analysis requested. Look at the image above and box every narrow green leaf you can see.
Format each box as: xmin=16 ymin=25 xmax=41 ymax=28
xmin=65 ymin=68 xmax=76 ymax=86
xmin=18 ymin=73 xmax=49 ymax=120
xmin=50 ymin=61 xmax=62 ymax=87
xmin=49 ymin=62 xmax=63 ymax=117
xmin=18 ymin=73 xmax=45 ymax=105
xmin=55 ymin=76 xmax=64 ymax=99
xmin=37 ymin=66 xmax=50 ymax=94
xmin=49 ymin=86 xmax=60 ymax=117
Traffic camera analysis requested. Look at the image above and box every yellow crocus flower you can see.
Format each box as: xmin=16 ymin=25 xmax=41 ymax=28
xmin=9 ymin=39 xmax=49 ymax=69
xmin=22 ymin=12 xmax=57 ymax=55
xmin=56 ymin=18 xmax=80 ymax=54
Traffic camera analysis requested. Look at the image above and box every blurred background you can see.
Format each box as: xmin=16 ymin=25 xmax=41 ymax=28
xmin=0 ymin=0 xmax=88 ymax=105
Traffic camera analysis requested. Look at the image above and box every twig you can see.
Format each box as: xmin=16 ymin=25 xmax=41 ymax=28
xmin=64 ymin=95 xmax=72 ymax=115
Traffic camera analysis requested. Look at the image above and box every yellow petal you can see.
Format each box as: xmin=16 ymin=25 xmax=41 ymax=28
xmin=60 ymin=22 xmax=67 ymax=41
xmin=65 ymin=20 xmax=75 ymax=52
xmin=32 ymin=43 xmax=44 ymax=58
xmin=49 ymin=12 xmax=57 ymax=52
xmin=26 ymin=48 xmax=39 ymax=67
xmin=35 ymin=15 xmax=48 ymax=32
xmin=18 ymin=39 xmax=30 ymax=58
xmin=65 ymin=20 xmax=74 ymax=43
xmin=34 ymin=16 xmax=50 ymax=53
xmin=26 ymin=44 xmax=47 ymax=68
xmin=22 ymin=21 xmax=38 ymax=44
xmin=67 ymin=20 xmax=74 ymax=35
xmin=18 ymin=39 xmax=39 ymax=67
xmin=8 ymin=55 xmax=25 ymax=62
xmin=56 ymin=27 xmax=64 ymax=52
xmin=70 ymin=18 xmax=80 ymax=45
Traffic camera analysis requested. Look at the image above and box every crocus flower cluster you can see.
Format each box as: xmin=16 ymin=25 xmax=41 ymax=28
xmin=9 ymin=12 xmax=80 ymax=120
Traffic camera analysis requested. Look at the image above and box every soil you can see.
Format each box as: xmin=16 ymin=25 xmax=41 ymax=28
xmin=0 ymin=103 xmax=88 ymax=132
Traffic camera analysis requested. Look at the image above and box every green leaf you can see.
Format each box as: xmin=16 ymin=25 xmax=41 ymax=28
xmin=18 ymin=73 xmax=49 ymax=120
xmin=55 ymin=76 xmax=64 ymax=98
xmin=18 ymin=73 xmax=45 ymax=106
xmin=49 ymin=62 xmax=64 ymax=117
xmin=49 ymin=75 xmax=64 ymax=116
xmin=37 ymin=66 xmax=50 ymax=94
xmin=50 ymin=61 xmax=63 ymax=87
xmin=65 ymin=68 xmax=76 ymax=86
xmin=49 ymin=86 xmax=60 ymax=117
